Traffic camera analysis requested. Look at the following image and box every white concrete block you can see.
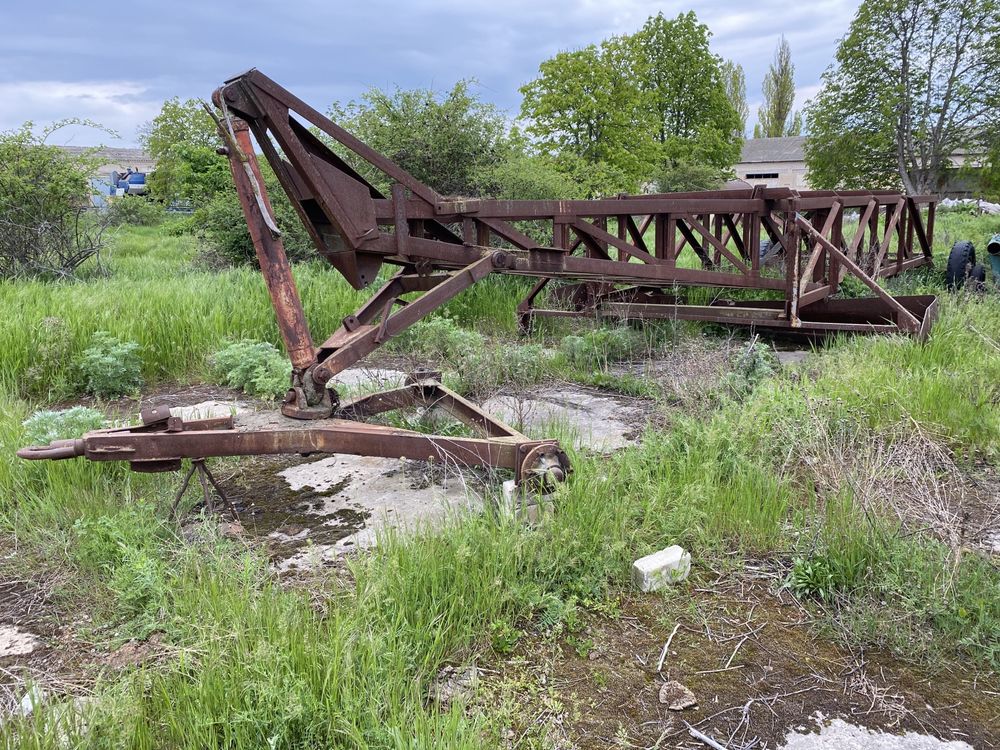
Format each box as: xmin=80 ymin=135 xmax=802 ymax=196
xmin=632 ymin=545 xmax=691 ymax=591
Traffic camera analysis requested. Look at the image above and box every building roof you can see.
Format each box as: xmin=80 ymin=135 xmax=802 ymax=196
xmin=739 ymin=136 xmax=806 ymax=164
xmin=59 ymin=146 xmax=153 ymax=164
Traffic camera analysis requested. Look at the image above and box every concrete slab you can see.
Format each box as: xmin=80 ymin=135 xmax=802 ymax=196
xmin=780 ymin=718 xmax=972 ymax=749
xmin=482 ymin=387 xmax=645 ymax=451
xmin=268 ymin=454 xmax=481 ymax=571
xmin=170 ymin=400 xmax=247 ymax=421
xmin=328 ymin=367 xmax=405 ymax=395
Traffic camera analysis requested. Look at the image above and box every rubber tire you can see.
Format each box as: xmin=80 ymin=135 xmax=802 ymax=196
xmin=946 ymin=240 xmax=977 ymax=290
xmin=969 ymin=263 xmax=987 ymax=292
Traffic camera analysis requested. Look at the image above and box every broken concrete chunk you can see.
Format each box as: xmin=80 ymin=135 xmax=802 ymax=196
xmin=170 ymin=400 xmax=246 ymax=421
xmin=658 ymin=680 xmax=697 ymax=710
xmin=0 ymin=624 xmax=41 ymax=657
xmin=429 ymin=665 xmax=478 ymax=709
xmin=632 ymin=545 xmax=691 ymax=591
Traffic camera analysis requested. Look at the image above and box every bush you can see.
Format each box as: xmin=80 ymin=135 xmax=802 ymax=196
xmin=0 ymin=121 xmax=109 ymax=279
xmin=192 ymin=168 xmax=313 ymax=266
xmin=105 ymin=197 xmax=166 ymax=227
xmin=22 ymin=406 xmax=106 ymax=445
xmin=559 ymin=326 xmax=646 ymax=370
xmin=209 ymin=340 xmax=289 ymax=399
xmin=76 ymin=332 xmax=143 ymax=398
xmin=719 ymin=338 xmax=777 ymax=399
xmin=22 ymin=317 xmax=74 ymax=399
xmin=394 ymin=315 xmax=486 ymax=363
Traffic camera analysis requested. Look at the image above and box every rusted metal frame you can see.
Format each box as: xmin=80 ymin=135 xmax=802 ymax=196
xmin=75 ymin=422 xmax=537 ymax=474
xmin=794 ymin=216 xmax=920 ymax=331
xmin=230 ymin=69 xmax=440 ymax=206
xmin=846 ymin=199 xmax=879 ymax=269
xmin=430 ymin=197 xmax=767 ymax=221
xmin=420 ymin=385 xmax=526 ymax=439
xmin=313 ymin=254 xmax=498 ymax=384
xmin=572 ymin=225 xmax=615 ymax=261
xmin=674 ymin=218 xmax=713 ymax=268
xmin=798 ymin=201 xmax=842 ymax=297
xmin=679 ymin=213 xmax=751 ymax=275
xmin=722 ymin=214 xmax=748 ymax=261
xmin=906 ymin=197 xmax=933 ymax=259
xmin=625 ymin=216 xmax=651 ymax=253
xmin=477 ymin=217 xmax=537 ymax=251
xmin=571 ymin=218 xmax=657 ymax=264
xmin=829 ymin=204 xmax=844 ymax=295
xmin=516 ymin=278 xmax=551 ymax=331
xmin=874 ymin=198 xmax=906 ymax=271
xmin=220 ymin=121 xmax=317 ymax=373
xmin=241 ymin=89 xmax=379 ymax=252
xmin=874 ymin=255 xmax=930 ymax=278
xmin=760 ymin=213 xmax=785 ymax=250
xmin=538 ymin=252 xmax=787 ymax=289
xmin=337 ymin=382 xmax=524 ymax=440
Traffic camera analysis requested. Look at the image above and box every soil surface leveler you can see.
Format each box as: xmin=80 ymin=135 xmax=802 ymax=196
xmin=19 ymin=70 xmax=939 ymax=491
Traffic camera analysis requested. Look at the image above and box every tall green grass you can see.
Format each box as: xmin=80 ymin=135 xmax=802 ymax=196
xmin=2 ymin=216 xmax=999 ymax=746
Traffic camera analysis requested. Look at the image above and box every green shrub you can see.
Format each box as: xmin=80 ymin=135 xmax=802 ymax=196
xmin=72 ymin=507 xmax=169 ymax=636
xmin=22 ymin=406 xmax=105 ymax=445
xmin=22 ymin=316 xmax=74 ymax=398
xmin=396 ymin=315 xmax=486 ymax=362
xmin=559 ymin=326 xmax=646 ymax=370
xmin=76 ymin=332 xmax=143 ymax=397
xmin=209 ymin=340 xmax=289 ymax=399
xmin=105 ymin=197 xmax=166 ymax=227
xmin=191 ymin=166 xmax=312 ymax=267
xmin=719 ymin=338 xmax=777 ymax=399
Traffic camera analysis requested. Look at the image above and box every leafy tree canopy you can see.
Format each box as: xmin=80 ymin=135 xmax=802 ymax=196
xmin=805 ymin=0 xmax=1000 ymax=193
xmin=330 ymin=80 xmax=513 ymax=197
xmin=519 ymin=12 xmax=740 ymax=193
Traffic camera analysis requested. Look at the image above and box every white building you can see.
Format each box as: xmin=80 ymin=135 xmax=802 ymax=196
xmin=733 ymin=136 xmax=808 ymax=190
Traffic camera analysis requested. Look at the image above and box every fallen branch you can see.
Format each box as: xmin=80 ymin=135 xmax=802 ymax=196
xmin=657 ymin=623 xmax=681 ymax=673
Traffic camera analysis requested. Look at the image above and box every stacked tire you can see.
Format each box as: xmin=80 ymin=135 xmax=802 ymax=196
xmin=945 ymin=240 xmax=987 ymax=291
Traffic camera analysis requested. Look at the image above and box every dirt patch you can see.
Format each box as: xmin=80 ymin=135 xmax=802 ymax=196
xmin=475 ymin=575 xmax=1000 ymax=749
xmin=0 ymin=572 xmax=96 ymax=720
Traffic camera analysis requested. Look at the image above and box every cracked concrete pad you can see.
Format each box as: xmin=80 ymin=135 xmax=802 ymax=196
xmin=482 ymin=387 xmax=645 ymax=451
xmin=780 ymin=718 xmax=972 ymax=749
xmin=272 ymin=454 xmax=481 ymax=571
xmin=328 ymin=367 xmax=405 ymax=395
xmin=0 ymin=625 xmax=41 ymax=657
xmin=170 ymin=400 xmax=247 ymax=421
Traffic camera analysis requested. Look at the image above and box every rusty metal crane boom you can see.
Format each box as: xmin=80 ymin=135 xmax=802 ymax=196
xmin=18 ymin=69 xmax=938 ymax=492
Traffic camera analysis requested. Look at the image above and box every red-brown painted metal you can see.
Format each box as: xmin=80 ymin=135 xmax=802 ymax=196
xmin=18 ymin=69 xmax=940 ymax=488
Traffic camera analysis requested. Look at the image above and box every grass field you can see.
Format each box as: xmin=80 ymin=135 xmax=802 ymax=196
xmin=1 ymin=210 xmax=998 ymax=747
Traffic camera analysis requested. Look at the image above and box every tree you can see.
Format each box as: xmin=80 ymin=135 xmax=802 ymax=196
xmin=139 ymin=98 xmax=228 ymax=203
xmin=756 ymin=37 xmax=800 ymax=138
xmin=721 ymin=61 xmax=748 ymax=137
xmin=635 ymin=12 xmax=742 ymax=168
xmin=519 ymin=12 xmax=741 ymax=193
xmin=0 ymin=121 xmax=109 ymax=279
xmin=331 ymin=80 xmax=513 ymax=197
xmin=805 ymin=0 xmax=1000 ymax=193
xmin=519 ymin=37 xmax=653 ymax=191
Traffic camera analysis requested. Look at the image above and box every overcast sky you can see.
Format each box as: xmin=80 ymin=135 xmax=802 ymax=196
xmin=1 ymin=0 xmax=860 ymax=147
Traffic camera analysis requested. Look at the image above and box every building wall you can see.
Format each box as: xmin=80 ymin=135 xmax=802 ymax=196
xmin=734 ymin=160 xmax=809 ymax=190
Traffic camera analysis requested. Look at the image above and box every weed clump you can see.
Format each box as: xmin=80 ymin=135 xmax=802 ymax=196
xmin=559 ymin=326 xmax=646 ymax=370
xmin=77 ymin=331 xmax=143 ymax=397
xmin=22 ymin=316 xmax=74 ymax=399
xmin=395 ymin=316 xmax=554 ymax=395
xmin=718 ymin=337 xmax=777 ymax=399
xmin=209 ymin=340 xmax=289 ymax=399
xmin=105 ymin=197 xmax=166 ymax=227
xmin=22 ymin=406 xmax=105 ymax=445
